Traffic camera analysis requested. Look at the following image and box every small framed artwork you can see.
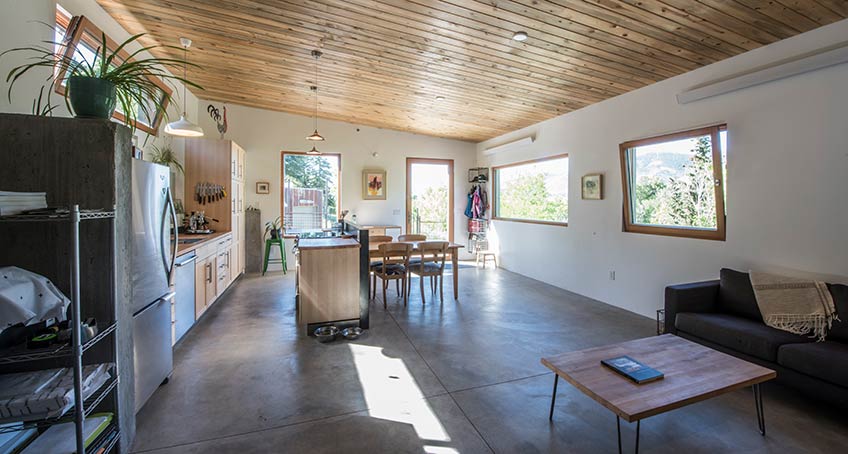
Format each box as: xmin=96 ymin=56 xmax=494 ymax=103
xmin=256 ymin=181 xmax=270 ymax=194
xmin=581 ymin=173 xmax=603 ymax=200
xmin=362 ymin=169 xmax=387 ymax=200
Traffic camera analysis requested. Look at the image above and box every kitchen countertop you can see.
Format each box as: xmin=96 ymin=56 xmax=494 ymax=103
xmin=297 ymin=238 xmax=360 ymax=250
xmin=177 ymin=231 xmax=232 ymax=255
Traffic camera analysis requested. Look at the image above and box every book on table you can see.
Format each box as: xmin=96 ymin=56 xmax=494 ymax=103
xmin=601 ymin=355 xmax=664 ymax=384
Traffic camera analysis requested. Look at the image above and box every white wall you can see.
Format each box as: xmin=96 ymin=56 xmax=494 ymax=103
xmin=0 ymin=0 xmax=201 ymax=201
xmin=195 ymin=102 xmax=477 ymax=265
xmin=478 ymin=19 xmax=848 ymax=319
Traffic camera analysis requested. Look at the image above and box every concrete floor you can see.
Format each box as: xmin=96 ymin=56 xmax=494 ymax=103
xmin=131 ymin=266 xmax=848 ymax=453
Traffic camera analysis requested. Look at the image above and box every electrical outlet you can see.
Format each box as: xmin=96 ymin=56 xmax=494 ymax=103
xmin=393 ymin=209 xmax=401 ymax=215
xmin=609 ymin=271 xmax=616 ymax=281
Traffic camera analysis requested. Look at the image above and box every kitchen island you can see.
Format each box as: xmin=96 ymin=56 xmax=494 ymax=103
xmin=296 ymin=237 xmax=362 ymax=333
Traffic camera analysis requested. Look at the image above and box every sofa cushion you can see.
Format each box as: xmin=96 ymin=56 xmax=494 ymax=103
xmin=717 ymin=268 xmax=763 ymax=322
xmin=828 ymin=284 xmax=848 ymax=342
xmin=676 ymin=312 xmax=810 ymax=362
xmin=778 ymin=341 xmax=848 ymax=387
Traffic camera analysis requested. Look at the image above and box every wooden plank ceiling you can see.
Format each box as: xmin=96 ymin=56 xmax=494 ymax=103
xmin=96 ymin=0 xmax=848 ymax=142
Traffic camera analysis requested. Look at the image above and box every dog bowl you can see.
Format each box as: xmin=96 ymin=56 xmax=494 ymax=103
xmin=314 ymin=325 xmax=339 ymax=343
xmin=341 ymin=327 xmax=363 ymax=340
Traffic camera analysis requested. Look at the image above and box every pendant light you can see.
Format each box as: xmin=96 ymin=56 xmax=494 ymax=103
xmin=305 ymin=50 xmax=324 ymax=143
xmin=165 ymin=37 xmax=204 ymax=137
xmin=306 ymin=145 xmax=321 ymax=155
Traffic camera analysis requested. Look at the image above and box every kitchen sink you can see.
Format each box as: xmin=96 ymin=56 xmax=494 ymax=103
xmin=178 ymin=238 xmax=204 ymax=244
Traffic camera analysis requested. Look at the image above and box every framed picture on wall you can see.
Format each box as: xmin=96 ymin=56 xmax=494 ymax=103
xmin=362 ymin=169 xmax=387 ymax=200
xmin=256 ymin=181 xmax=270 ymax=194
xmin=581 ymin=174 xmax=603 ymax=200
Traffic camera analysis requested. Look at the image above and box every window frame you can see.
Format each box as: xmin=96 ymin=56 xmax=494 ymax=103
xmin=279 ymin=151 xmax=342 ymax=234
xmin=54 ymin=13 xmax=173 ymax=135
xmin=492 ymin=153 xmax=570 ymax=227
xmin=618 ymin=124 xmax=727 ymax=241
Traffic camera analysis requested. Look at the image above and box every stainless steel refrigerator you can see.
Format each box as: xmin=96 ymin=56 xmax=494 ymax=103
xmin=131 ymin=159 xmax=177 ymax=413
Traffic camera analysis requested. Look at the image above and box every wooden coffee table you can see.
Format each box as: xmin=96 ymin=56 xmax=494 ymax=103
xmin=542 ymin=334 xmax=776 ymax=453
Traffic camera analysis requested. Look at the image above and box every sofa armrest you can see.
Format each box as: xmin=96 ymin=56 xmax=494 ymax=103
xmin=664 ymin=280 xmax=720 ymax=334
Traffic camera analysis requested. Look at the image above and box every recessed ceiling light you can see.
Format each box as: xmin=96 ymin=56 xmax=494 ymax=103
xmin=435 ymin=96 xmax=445 ymax=101
xmin=512 ymin=31 xmax=528 ymax=42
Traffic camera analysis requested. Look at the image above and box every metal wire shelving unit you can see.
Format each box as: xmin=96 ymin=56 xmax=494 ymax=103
xmin=0 ymin=205 xmax=120 ymax=453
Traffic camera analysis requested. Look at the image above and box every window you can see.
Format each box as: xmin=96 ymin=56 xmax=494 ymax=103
xmin=54 ymin=9 xmax=172 ymax=135
xmin=493 ymin=154 xmax=569 ymax=226
xmin=281 ymin=152 xmax=341 ymax=233
xmin=619 ymin=125 xmax=727 ymax=240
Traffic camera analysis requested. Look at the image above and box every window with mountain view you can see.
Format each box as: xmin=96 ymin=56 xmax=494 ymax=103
xmin=620 ymin=125 xmax=727 ymax=240
xmin=493 ymin=154 xmax=568 ymax=226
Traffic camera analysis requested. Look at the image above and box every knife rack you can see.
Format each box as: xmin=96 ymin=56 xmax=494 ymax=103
xmin=184 ymin=139 xmax=238 ymax=233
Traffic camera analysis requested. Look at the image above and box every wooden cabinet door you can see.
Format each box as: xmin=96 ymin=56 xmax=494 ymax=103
xmin=231 ymin=143 xmax=238 ymax=179
xmin=205 ymin=255 xmax=217 ymax=307
xmin=195 ymin=257 xmax=209 ymax=320
xmin=238 ymin=147 xmax=245 ymax=180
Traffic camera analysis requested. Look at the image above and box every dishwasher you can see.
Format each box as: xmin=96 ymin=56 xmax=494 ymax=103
xmin=174 ymin=251 xmax=196 ymax=343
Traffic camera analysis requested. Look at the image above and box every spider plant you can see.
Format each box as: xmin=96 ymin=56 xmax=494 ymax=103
xmin=149 ymin=143 xmax=184 ymax=174
xmin=2 ymin=28 xmax=202 ymax=132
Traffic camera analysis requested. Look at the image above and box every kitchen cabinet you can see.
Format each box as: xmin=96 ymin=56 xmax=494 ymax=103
xmin=192 ymin=235 xmax=229 ymax=319
xmin=185 ymin=138 xmax=246 ymax=281
xmin=296 ymin=238 xmax=361 ymax=331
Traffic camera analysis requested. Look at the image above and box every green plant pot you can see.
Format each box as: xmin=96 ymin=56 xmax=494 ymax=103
xmin=68 ymin=76 xmax=117 ymax=119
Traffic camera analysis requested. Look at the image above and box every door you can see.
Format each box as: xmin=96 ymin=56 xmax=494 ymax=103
xmin=406 ymin=158 xmax=454 ymax=241
xmin=133 ymin=296 xmax=173 ymax=413
xmin=131 ymin=160 xmax=177 ymax=314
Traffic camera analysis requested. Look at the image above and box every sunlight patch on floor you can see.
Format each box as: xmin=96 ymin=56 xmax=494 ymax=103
xmin=349 ymin=343 xmax=458 ymax=454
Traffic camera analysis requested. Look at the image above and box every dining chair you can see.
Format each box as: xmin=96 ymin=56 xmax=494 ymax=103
xmin=398 ymin=234 xmax=427 ymax=242
xmin=408 ymin=241 xmax=449 ymax=304
xmin=368 ymin=235 xmax=394 ymax=298
xmin=372 ymin=242 xmax=412 ymax=307
xmin=398 ymin=234 xmax=427 ymax=273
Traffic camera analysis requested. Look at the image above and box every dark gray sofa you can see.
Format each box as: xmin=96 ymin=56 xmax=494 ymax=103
xmin=665 ymin=268 xmax=848 ymax=408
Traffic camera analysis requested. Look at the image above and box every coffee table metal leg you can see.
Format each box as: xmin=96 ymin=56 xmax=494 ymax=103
xmin=616 ymin=416 xmax=640 ymax=454
xmin=549 ymin=374 xmax=559 ymax=421
xmin=617 ymin=416 xmax=622 ymax=454
xmin=753 ymin=383 xmax=765 ymax=436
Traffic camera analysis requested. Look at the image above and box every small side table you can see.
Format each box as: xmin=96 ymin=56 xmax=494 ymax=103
xmin=262 ymin=238 xmax=287 ymax=275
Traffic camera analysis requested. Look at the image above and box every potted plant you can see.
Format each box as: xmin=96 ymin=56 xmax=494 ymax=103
xmin=265 ymin=216 xmax=282 ymax=240
xmin=149 ymin=143 xmax=184 ymax=174
xmin=2 ymin=29 xmax=201 ymax=131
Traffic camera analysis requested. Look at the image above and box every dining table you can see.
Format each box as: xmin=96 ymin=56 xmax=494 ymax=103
xmin=368 ymin=241 xmax=464 ymax=299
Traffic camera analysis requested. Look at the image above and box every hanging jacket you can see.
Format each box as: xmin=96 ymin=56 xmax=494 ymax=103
xmin=472 ymin=189 xmax=482 ymax=219
xmin=464 ymin=192 xmax=473 ymax=218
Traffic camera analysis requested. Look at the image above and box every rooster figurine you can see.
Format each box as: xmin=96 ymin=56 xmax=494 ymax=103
xmin=207 ymin=104 xmax=228 ymax=138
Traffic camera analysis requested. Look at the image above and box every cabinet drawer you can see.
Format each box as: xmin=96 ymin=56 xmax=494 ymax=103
xmin=216 ymin=235 xmax=233 ymax=253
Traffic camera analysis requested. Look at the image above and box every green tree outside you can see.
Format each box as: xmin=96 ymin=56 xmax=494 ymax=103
xmin=633 ymin=136 xmax=717 ymax=228
xmin=498 ymin=173 xmax=568 ymax=222
xmin=284 ymin=154 xmax=338 ymax=227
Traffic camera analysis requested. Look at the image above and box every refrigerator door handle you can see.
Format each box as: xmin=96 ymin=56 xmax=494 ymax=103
xmin=161 ymin=188 xmax=178 ymax=281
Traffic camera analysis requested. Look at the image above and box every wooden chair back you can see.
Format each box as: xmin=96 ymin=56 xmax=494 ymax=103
xmin=414 ymin=241 xmax=449 ymax=273
xmin=398 ymin=234 xmax=427 ymax=242
xmin=369 ymin=235 xmax=393 ymax=246
xmin=377 ymin=242 xmax=412 ymax=273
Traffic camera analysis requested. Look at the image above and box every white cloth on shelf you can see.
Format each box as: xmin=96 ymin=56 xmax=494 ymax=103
xmin=0 ymin=364 xmax=112 ymax=424
xmin=0 ymin=266 xmax=70 ymax=330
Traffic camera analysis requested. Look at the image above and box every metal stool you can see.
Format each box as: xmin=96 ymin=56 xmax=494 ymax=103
xmin=262 ymin=238 xmax=287 ymax=275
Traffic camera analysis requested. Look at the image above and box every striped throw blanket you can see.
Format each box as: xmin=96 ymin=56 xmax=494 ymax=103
xmin=750 ymin=272 xmax=838 ymax=342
